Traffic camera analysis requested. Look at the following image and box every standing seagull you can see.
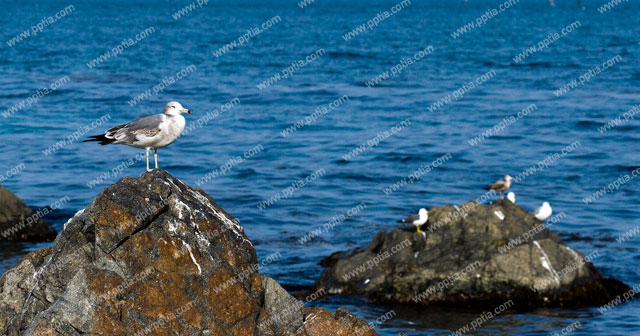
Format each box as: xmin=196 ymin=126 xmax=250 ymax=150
xmin=83 ymin=101 xmax=191 ymax=172
xmin=398 ymin=208 xmax=428 ymax=233
xmin=533 ymin=202 xmax=552 ymax=221
xmin=484 ymin=175 xmax=513 ymax=199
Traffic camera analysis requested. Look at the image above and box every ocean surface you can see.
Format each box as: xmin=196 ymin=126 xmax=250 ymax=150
xmin=1 ymin=0 xmax=639 ymax=334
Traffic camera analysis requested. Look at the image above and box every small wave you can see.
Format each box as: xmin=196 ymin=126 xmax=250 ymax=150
xmin=328 ymin=51 xmax=375 ymax=59
xmin=575 ymin=120 xmax=602 ymax=128
xmin=492 ymin=135 xmax=524 ymax=141
xmin=327 ymin=172 xmax=377 ymax=182
xmin=372 ymin=153 xmax=424 ymax=162
xmin=235 ymin=168 xmax=258 ymax=178
xmin=510 ymin=61 xmax=553 ymax=68
xmin=608 ymin=165 xmax=640 ymax=173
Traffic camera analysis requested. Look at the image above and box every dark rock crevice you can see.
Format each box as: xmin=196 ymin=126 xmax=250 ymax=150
xmin=106 ymin=194 xmax=170 ymax=255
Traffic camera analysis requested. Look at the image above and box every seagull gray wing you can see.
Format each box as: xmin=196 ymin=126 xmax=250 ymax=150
xmin=105 ymin=114 xmax=164 ymax=143
xmin=533 ymin=206 xmax=542 ymax=216
xmin=400 ymin=214 xmax=420 ymax=223
xmin=486 ymin=180 xmax=506 ymax=190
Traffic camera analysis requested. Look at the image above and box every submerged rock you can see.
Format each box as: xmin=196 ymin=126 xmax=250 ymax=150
xmin=0 ymin=170 xmax=376 ymax=336
xmin=0 ymin=185 xmax=56 ymax=241
xmin=314 ymin=199 xmax=629 ymax=308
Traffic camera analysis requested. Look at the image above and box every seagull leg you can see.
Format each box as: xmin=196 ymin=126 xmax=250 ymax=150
xmin=154 ymin=149 xmax=158 ymax=169
xmin=417 ymin=226 xmax=421 ymax=233
xmin=500 ymin=192 xmax=504 ymax=199
xmin=146 ymin=148 xmax=151 ymax=172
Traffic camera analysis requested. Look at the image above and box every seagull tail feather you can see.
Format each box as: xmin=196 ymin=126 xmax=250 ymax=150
xmin=83 ymin=134 xmax=114 ymax=146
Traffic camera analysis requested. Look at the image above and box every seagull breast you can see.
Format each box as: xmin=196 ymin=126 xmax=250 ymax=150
xmin=154 ymin=115 xmax=186 ymax=148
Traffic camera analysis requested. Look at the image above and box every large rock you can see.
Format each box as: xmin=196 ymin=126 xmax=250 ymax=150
xmin=0 ymin=170 xmax=376 ymax=336
xmin=0 ymin=185 xmax=56 ymax=241
xmin=314 ymin=199 xmax=629 ymax=308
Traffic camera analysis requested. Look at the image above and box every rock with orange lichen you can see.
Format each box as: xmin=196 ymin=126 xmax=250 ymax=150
xmin=299 ymin=307 xmax=379 ymax=336
xmin=0 ymin=169 xmax=376 ymax=336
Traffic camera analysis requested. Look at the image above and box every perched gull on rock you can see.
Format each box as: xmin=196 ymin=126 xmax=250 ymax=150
xmin=533 ymin=202 xmax=552 ymax=221
xmin=398 ymin=208 xmax=428 ymax=233
xmin=84 ymin=101 xmax=191 ymax=172
xmin=485 ymin=175 xmax=512 ymax=199
xmin=507 ymin=192 xmax=516 ymax=203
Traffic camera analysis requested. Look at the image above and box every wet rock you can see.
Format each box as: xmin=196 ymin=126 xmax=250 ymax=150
xmin=0 ymin=185 xmax=56 ymax=241
xmin=0 ymin=169 xmax=375 ymax=336
xmin=314 ymin=199 xmax=630 ymax=308
xmin=298 ymin=307 xmax=378 ymax=336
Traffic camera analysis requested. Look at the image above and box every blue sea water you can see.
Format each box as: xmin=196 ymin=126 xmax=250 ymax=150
xmin=1 ymin=0 xmax=639 ymax=334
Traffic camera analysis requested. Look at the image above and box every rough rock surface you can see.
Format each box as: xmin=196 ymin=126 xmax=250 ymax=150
xmin=0 ymin=185 xmax=56 ymax=241
xmin=0 ymin=170 xmax=377 ymax=336
xmin=314 ymin=199 xmax=629 ymax=308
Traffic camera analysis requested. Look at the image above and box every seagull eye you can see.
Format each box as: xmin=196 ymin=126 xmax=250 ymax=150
xmin=171 ymin=106 xmax=176 ymax=108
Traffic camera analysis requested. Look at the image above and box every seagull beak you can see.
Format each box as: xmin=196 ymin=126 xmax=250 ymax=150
xmin=181 ymin=108 xmax=191 ymax=114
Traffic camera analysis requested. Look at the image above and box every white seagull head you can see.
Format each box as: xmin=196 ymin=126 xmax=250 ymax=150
xmin=419 ymin=208 xmax=428 ymax=217
xmin=163 ymin=101 xmax=191 ymax=116
xmin=504 ymin=175 xmax=513 ymax=182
